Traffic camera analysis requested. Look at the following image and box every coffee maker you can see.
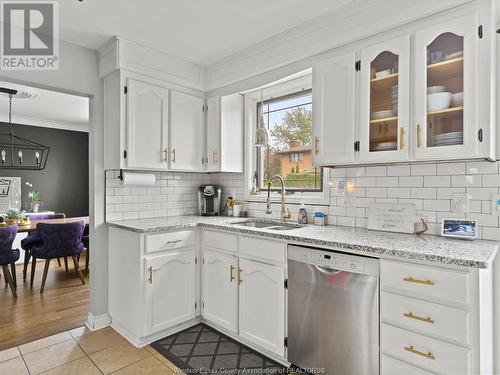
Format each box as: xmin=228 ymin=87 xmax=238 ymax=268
xmin=198 ymin=185 xmax=222 ymax=216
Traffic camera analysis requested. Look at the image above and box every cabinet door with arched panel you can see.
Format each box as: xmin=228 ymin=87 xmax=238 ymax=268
xmin=414 ymin=14 xmax=478 ymax=160
xmin=359 ymin=35 xmax=410 ymax=163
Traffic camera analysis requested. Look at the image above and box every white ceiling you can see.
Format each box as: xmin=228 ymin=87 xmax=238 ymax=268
xmin=0 ymin=81 xmax=89 ymax=132
xmin=59 ymin=0 xmax=356 ymax=66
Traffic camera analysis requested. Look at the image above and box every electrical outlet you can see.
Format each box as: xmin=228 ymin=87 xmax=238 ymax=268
xmin=452 ymin=192 xmax=469 ymax=213
xmin=491 ymin=194 xmax=500 ymax=216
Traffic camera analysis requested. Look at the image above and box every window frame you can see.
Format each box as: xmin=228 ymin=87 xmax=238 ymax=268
xmin=243 ymin=73 xmax=330 ymax=206
xmin=255 ymin=89 xmax=323 ymax=194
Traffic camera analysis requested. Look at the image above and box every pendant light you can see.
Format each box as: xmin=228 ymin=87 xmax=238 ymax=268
xmin=0 ymin=87 xmax=50 ymax=170
xmin=253 ymin=87 xmax=269 ymax=148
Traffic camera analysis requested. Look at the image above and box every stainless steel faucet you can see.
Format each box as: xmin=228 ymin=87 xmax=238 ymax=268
xmin=266 ymin=175 xmax=291 ymax=222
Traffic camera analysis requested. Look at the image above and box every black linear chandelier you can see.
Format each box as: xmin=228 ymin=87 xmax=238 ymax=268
xmin=0 ymin=87 xmax=50 ymax=170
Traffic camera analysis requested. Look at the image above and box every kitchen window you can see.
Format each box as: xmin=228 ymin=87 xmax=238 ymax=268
xmin=255 ymin=89 xmax=323 ymax=193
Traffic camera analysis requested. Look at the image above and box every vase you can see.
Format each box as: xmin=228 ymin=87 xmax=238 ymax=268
xmin=32 ymin=203 xmax=40 ymax=213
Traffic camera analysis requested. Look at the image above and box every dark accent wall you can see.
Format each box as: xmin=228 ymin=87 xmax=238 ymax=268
xmin=0 ymin=122 xmax=88 ymax=217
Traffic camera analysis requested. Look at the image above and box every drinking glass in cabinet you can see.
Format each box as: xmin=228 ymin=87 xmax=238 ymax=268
xmin=369 ymin=51 xmax=398 ymax=152
xmin=426 ymin=32 xmax=464 ymax=148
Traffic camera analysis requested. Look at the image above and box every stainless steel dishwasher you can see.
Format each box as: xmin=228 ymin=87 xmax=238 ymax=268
xmin=287 ymin=245 xmax=379 ymax=375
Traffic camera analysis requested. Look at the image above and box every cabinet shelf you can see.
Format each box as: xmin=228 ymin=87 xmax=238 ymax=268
xmin=371 ymin=73 xmax=398 ymax=93
xmin=370 ymin=116 xmax=398 ymax=124
xmin=427 ymin=57 xmax=463 ymax=81
xmin=427 ymin=106 xmax=463 ymax=117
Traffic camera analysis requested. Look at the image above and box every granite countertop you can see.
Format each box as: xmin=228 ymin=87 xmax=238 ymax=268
xmin=107 ymin=216 xmax=499 ymax=269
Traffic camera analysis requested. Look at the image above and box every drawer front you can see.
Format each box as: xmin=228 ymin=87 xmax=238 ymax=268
xmin=145 ymin=230 xmax=196 ymax=253
xmin=202 ymin=229 xmax=238 ymax=253
xmin=381 ymin=292 xmax=470 ymax=345
xmin=239 ymin=235 xmax=285 ymax=264
xmin=381 ymin=323 xmax=470 ymax=375
xmin=380 ymin=260 xmax=470 ymax=305
xmin=381 ymin=354 xmax=435 ymax=375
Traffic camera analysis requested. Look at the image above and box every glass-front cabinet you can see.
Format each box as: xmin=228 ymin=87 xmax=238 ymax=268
xmin=359 ymin=36 xmax=410 ymax=162
xmin=414 ymin=14 xmax=478 ymax=160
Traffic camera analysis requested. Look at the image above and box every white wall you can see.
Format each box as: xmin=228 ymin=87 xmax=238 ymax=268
xmin=0 ymin=39 xmax=107 ymax=323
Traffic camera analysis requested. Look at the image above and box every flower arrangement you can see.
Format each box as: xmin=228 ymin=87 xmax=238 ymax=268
xmin=4 ymin=208 xmax=26 ymax=225
xmin=26 ymin=182 xmax=41 ymax=212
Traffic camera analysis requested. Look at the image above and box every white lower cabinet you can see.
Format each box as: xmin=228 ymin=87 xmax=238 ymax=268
xmin=381 ymin=354 xmax=435 ymax=375
xmin=238 ymin=258 xmax=285 ymax=357
xmin=202 ymin=249 xmax=238 ymax=333
xmin=145 ymin=249 xmax=197 ymax=335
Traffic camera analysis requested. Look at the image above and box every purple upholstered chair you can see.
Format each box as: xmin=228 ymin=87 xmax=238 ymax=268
xmin=0 ymin=225 xmax=19 ymax=297
xmin=30 ymin=221 xmax=85 ymax=293
xmin=21 ymin=213 xmax=66 ymax=280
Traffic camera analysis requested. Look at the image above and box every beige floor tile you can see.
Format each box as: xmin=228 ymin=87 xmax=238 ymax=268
xmin=41 ymin=357 xmax=101 ymax=375
xmin=112 ymin=355 xmax=176 ymax=375
xmin=0 ymin=356 xmax=29 ymax=375
xmin=19 ymin=331 xmax=73 ymax=355
xmin=0 ymin=346 xmax=20 ymax=363
xmin=89 ymin=342 xmax=150 ymax=374
xmin=145 ymin=346 xmax=181 ymax=372
xmin=22 ymin=340 xmax=86 ymax=375
xmin=75 ymin=327 xmax=128 ymax=354
xmin=68 ymin=326 xmax=91 ymax=339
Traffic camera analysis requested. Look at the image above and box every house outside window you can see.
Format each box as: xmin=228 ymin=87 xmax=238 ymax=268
xmin=256 ymin=89 xmax=322 ymax=192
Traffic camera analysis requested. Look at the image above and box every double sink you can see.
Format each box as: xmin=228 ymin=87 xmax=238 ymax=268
xmin=230 ymin=219 xmax=302 ymax=231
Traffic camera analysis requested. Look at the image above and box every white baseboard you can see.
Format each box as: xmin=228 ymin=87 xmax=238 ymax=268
xmin=86 ymin=312 xmax=111 ymax=331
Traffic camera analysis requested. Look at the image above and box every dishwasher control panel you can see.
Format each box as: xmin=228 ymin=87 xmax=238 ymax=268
xmin=288 ymin=245 xmax=379 ymax=276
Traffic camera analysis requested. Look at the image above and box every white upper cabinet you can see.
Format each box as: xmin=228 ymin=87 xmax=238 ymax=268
xmin=359 ymin=35 xmax=410 ymax=163
xmin=126 ymin=78 xmax=169 ymax=169
xmin=414 ymin=14 xmax=478 ymax=160
xmin=170 ymin=90 xmax=204 ymax=171
xmin=312 ymin=51 xmax=356 ymax=165
xmin=206 ymin=94 xmax=244 ymax=173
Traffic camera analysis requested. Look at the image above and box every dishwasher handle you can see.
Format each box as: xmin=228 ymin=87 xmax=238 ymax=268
xmin=314 ymin=265 xmax=343 ymax=276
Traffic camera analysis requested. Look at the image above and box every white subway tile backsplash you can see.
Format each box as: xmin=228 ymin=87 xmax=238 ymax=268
xmin=466 ymin=161 xmax=498 ymax=174
xmin=105 ymin=160 xmax=500 ymax=240
xmin=411 ymin=188 xmax=436 ymax=199
xmin=387 ymin=165 xmax=410 ymax=176
xmin=411 ymin=164 xmax=436 ymax=176
xmin=366 ymin=166 xmax=386 ymax=177
xmin=451 ymin=175 xmax=481 ymax=187
xmin=399 ymin=176 xmax=423 ymax=187
xmin=437 ymin=163 xmax=465 ymax=175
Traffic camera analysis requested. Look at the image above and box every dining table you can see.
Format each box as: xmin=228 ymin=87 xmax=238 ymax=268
xmin=16 ymin=216 xmax=90 ymax=233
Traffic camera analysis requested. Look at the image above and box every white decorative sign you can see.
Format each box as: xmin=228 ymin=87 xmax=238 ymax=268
xmin=0 ymin=177 xmax=21 ymax=211
xmin=367 ymin=202 xmax=416 ymax=234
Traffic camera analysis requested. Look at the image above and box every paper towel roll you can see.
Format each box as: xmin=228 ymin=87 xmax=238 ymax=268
xmin=121 ymin=172 xmax=156 ymax=186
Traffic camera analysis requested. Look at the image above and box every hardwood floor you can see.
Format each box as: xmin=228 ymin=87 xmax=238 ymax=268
xmin=0 ymin=255 xmax=89 ymax=350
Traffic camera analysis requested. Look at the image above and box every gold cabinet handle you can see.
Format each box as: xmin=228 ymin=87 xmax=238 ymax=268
xmin=212 ymin=151 xmax=218 ymax=164
xmin=238 ymin=268 xmax=243 ymax=285
xmin=403 ymin=277 xmax=434 ymax=286
xmin=148 ymin=266 xmax=153 ymax=284
xmin=315 ymin=137 xmax=320 ymax=155
xmin=162 ymin=148 xmax=169 ymax=162
xmin=404 ymin=312 xmax=434 ymax=324
xmin=417 ymin=124 xmax=422 ymax=148
xmin=171 ymin=148 xmax=176 ymax=163
xmin=400 ymin=127 xmax=405 ymax=150
xmin=230 ymin=265 xmax=235 ymax=282
xmin=404 ymin=346 xmax=435 ymax=360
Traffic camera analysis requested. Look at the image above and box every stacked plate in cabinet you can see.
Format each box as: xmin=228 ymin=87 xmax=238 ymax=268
xmin=391 ymin=85 xmax=398 ymax=114
xmin=372 ymin=142 xmax=397 ymax=152
xmin=431 ymin=132 xmax=463 ymax=147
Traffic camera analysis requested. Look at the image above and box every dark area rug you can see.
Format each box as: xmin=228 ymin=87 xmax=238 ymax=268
xmin=151 ymin=323 xmax=287 ymax=374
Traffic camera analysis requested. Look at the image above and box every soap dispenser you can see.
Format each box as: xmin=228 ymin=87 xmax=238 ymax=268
xmin=298 ymin=202 xmax=308 ymax=224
